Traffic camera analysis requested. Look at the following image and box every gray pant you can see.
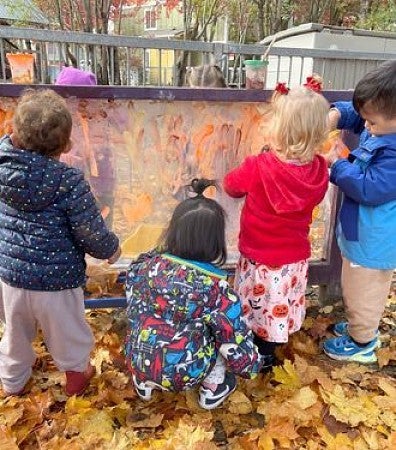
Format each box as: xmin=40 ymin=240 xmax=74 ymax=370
xmin=0 ymin=282 xmax=94 ymax=393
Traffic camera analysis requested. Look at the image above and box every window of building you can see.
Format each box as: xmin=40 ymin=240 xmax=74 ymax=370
xmin=144 ymin=8 xmax=157 ymax=30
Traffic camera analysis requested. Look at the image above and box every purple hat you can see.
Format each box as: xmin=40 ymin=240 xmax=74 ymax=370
xmin=55 ymin=66 xmax=97 ymax=86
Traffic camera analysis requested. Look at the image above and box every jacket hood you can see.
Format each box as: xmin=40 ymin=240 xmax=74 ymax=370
xmin=258 ymin=151 xmax=328 ymax=214
xmin=0 ymin=135 xmax=64 ymax=212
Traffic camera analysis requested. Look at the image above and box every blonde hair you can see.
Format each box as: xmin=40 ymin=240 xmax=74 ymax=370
xmin=270 ymin=86 xmax=329 ymax=163
xmin=185 ymin=65 xmax=227 ymax=88
xmin=13 ymin=89 xmax=72 ymax=157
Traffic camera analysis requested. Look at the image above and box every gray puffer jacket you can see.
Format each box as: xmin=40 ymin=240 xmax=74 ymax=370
xmin=0 ymin=135 xmax=119 ymax=291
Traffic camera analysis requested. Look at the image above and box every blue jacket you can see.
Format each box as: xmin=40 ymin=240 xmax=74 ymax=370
xmin=0 ymin=135 xmax=119 ymax=290
xmin=331 ymin=102 xmax=396 ymax=269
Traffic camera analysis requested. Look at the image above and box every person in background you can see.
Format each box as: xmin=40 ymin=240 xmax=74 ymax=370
xmin=55 ymin=66 xmax=97 ymax=85
xmin=322 ymin=60 xmax=396 ymax=363
xmin=0 ymin=89 xmax=121 ymax=397
xmin=185 ymin=64 xmax=227 ymax=88
xmin=124 ymin=178 xmax=263 ymax=410
xmin=223 ymin=79 xmax=329 ymax=369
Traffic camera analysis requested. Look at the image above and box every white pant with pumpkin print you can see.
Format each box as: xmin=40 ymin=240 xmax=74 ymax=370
xmin=234 ymin=256 xmax=308 ymax=343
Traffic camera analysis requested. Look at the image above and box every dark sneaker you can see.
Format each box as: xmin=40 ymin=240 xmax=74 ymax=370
xmin=323 ymin=335 xmax=379 ymax=364
xmin=198 ymin=372 xmax=237 ymax=410
xmin=260 ymin=354 xmax=276 ymax=374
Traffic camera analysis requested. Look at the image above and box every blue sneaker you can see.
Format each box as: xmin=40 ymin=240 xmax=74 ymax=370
xmin=323 ymin=335 xmax=379 ymax=363
xmin=331 ymin=322 xmax=381 ymax=348
xmin=332 ymin=322 xmax=348 ymax=336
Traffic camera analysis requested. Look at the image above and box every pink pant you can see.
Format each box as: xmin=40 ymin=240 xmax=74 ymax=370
xmin=0 ymin=282 xmax=94 ymax=393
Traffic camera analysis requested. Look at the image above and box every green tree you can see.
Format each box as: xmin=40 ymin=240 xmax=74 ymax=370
xmin=357 ymin=0 xmax=396 ymax=31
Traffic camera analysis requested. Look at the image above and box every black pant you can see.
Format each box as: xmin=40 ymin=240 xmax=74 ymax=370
xmin=253 ymin=334 xmax=278 ymax=356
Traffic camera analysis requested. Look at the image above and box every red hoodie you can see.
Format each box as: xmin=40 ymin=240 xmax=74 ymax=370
xmin=223 ymin=151 xmax=329 ymax=266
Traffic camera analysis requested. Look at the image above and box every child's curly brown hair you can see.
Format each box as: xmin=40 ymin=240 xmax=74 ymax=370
xmin=12 ymin=89 xmax=72 ymax=157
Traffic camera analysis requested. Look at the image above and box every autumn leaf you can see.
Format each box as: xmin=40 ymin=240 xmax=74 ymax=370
xmin=126 ymin=412 xmax=164 ymax=428
xmin=317 ymin=425 xmax=356 ymax=449
xmin=0 ymin=425 xmax=18 ymax=450
xmin=290 ymin=386 xmax=318 ymax=410
xmin=320 ymin=385 xmax=381 ymax=428
xmin=228 ymin=391 xmax=253 ymax=415
xmin=272 ymin=359 xmax=301 ymax=389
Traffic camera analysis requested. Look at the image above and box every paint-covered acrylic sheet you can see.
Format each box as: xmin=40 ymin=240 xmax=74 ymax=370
xmin=0 ymin=96 xmax=332 ymax=267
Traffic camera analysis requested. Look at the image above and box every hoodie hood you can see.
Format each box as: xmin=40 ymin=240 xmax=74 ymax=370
xmin=55 ymin=66 xmax=97 ymax=86
xmin=0 ymin=135 xmax=65 ymax=212
xmin=258 ymin=151 xmax=329 ymax=214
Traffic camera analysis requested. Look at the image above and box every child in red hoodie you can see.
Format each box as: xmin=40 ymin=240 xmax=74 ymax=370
xmin=223 ymin=81 xmax=329 ymax=365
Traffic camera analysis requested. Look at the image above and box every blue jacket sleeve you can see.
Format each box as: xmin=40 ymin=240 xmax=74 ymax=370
xmin=206 ymin=280 xmax=263 ymax=378
xmin=330 ymin=145 xmax=396 ymax=206
xmin=332 ymin=101 xmax=365 ymax=135
xmin=64 ymin=171 xmax=119 ymax=259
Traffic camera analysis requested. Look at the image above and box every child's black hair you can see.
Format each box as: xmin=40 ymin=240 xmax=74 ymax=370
xmin=163 ymin=178 xmax=227 ymax=266
xmin=353 ymin=60 xmax=396 ymax=118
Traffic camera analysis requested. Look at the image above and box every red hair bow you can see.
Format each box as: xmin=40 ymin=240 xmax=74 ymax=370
xmin=304 ymin=76 xmax=322 ymax=93
xmin=274 ymin=82 xmax=289 ymax=95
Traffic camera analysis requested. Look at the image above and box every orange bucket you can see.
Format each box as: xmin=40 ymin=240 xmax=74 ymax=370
xmin=6 ymin=53 xmax=35 ymax=84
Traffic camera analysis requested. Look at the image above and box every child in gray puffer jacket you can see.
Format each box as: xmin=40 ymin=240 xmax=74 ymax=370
xmin=0 ymin=89 xmax=121 ymax=397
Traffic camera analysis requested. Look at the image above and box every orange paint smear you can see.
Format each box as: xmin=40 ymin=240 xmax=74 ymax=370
xmin=193 ymin=124 xmax=214 ymax=160
xmin=121 ymin=193 xmax=153 ymax=225
xmin=78 ymin=112 xmax=98 ymax=177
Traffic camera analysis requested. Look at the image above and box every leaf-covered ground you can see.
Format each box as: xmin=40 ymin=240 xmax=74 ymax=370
xmin=0 ymin=286 xmax=395 ymax=449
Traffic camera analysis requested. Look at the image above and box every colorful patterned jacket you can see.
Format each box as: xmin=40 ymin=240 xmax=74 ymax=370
xmin=125 ymin=251 xmax=263 ymax=391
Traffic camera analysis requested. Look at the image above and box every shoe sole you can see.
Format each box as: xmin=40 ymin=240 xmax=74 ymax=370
xmin=198 ymin=384 xmax=237 ymax=410
xmin=323 ymin=348 xmax=377 ymax=364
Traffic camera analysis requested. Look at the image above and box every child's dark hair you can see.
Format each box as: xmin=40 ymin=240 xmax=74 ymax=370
xmin=12 ymin=89 xmax=72 ymax=157
xmin=163 ymin=178 xmax=227 ymax=265
xmin=353 ymin=60 xmax=396 ymax=118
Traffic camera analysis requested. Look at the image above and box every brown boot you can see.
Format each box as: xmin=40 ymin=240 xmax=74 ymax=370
xmin=65 ymin=364 xmax=96 ymax=396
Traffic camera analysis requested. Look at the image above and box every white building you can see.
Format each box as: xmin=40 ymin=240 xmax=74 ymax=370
xmin=261 ymin=23 xmax=396 ymax=89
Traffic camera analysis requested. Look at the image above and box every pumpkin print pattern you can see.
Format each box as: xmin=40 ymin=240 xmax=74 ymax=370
xmin=235 ymin=256 xmax=308 ymax=343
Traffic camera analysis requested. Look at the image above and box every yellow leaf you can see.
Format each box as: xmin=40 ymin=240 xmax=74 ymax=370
xmin=79 ymin=410 xmax=114 ymax=442
xmin=272 ymin=360 xmax=301 ymax=389
xmin=291 ymin=386 xmax=318 ymax=410
xmin=65 ymin=396 xmax=92 ymax=415
xmin=257 ymin=433 xmax=275 ymax=450
xmin=160 ymin=418 xmax=215 ymax=449
xmin=228 ymin=391 xmax=253 ymax=415
xmin=0 ymin=425 xmax=18 ymax=450
xmin=0 ymin=404 xmax=24 ymax=427
xmin=317 ymin=425 xmax=354 ymax=449
xmin=91 ymin=348 xmax=111 ymax=375
xmin=377 ymin=379 xmax=396 ymax=398
xmin=320 ymin=385 xmax=380 ymax=427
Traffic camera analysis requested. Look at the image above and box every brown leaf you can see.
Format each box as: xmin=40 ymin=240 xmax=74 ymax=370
xmin=126 ymin=412 xmax=164 ymax=428
xmin=307 ymin=316 xmax=334 ymax=339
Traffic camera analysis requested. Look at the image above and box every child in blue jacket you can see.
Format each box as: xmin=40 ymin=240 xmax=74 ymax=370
xmin=323 ymin=60 xmax=396 ymax=363
xmin=125 ymin=179 xmax=264 ymax=410
xmin=0 ymin=90 xmax=121 ymax=396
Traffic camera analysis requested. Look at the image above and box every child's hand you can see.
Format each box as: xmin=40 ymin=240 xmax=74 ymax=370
xmin=107 ymin=246 xmax=121 ymax=264
xmin=327 ymin=108 xmax=341 ymax=131
xmin=323 ymin=138 xmax=344 ymax=167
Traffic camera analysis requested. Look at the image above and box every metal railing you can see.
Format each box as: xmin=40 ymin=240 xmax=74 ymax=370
xmin=1 ymin=26 xmax=395 ymax=89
